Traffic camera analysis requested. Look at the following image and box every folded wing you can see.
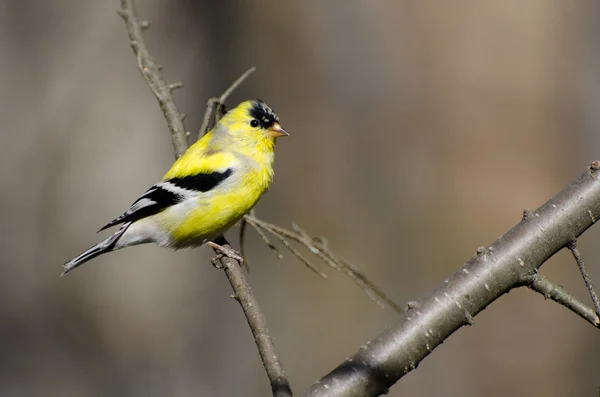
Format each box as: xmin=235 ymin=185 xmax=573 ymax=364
xmin=98 ymin=169 xmax=233 ymax=231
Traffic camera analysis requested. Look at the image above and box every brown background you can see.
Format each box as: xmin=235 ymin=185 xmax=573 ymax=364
xmin=1 ymin=1 xmax=599 ymax=396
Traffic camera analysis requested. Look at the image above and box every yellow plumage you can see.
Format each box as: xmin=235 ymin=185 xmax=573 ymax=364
xmin=62 ymin=99 xmax=288 ymax=275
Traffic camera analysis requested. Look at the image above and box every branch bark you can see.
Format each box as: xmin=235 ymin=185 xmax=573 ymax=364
xmin=219 ymin=254 xmax=293 ymax=396
xmin=568 ymin=239 xmax=600 ymax=317
xmin=118 ymin=0 xmax=188 ymax=158
xmin=527 ymin=273 xmax=600 ymax=327
xmin=304 ymin=162 xmax=600 ymax=397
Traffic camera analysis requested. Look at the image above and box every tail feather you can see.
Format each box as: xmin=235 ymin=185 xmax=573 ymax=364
xmin=61 ymin=223 xmax=131 ymax=276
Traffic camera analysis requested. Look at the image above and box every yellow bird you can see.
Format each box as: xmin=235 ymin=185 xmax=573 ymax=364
xmin=63 ymin=99 xmax=288 ymax=275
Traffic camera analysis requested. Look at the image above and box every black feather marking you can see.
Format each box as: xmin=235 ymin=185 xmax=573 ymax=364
xmin=98 ymin=185 xmax=180 ymax=231
xmin=169 ymin=169 xmax=232 ymax=192
xmin=97 ymin=169 xmax=233 ymax=231
xmin=249 ymin=100 xmax=279 ymax=129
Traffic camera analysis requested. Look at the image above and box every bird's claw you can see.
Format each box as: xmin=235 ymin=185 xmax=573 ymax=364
xmin=211 ymin=254 xmax=224 ymax=269
xmin=207 ymin=241 xmax=244 ymax=266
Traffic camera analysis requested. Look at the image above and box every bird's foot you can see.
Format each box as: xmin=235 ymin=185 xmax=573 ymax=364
xmin=207 ymin=241 xmax=244 ymax=266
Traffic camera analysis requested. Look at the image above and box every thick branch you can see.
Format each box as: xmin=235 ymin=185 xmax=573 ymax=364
xmin=304 ymin=162 xmax=600 ymax=397
xmin=118 ymin=2 xmax=291 ymax=396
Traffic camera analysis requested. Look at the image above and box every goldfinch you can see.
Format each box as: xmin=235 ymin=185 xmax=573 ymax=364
xmin=62 ymin=99 xmax=288 ymax=275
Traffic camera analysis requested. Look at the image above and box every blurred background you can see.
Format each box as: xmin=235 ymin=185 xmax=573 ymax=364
xmin=1 ymin=1 xmax=599 ymax=396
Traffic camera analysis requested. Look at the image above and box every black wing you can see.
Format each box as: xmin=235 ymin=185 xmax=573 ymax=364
xmin=98 ymin=169 xmax=233 ymax=232
xmin=168 ymin=169 xmax=233 ymax=192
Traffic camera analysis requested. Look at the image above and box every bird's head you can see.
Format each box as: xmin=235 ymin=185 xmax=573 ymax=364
xmin=218 ymin=99 xmax=288 ymax=149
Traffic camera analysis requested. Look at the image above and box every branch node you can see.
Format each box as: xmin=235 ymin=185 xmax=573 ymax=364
xmin=139 ymin=20 xmax=150 ymax=30
xmin=522 ymin=208 xmax=534 ymax=220
xmin=588 ymin=209 xmax=596 ymax=223
xmin=129 ymin=40 xmax=140 ymax=52
xmin=464 ymin=312 xmax=474 ymax=326
xmin=406 ymin=301 xmax=420 ymax=310
xmin=590 ymin=160 xmax=600 ymax=171
xmin=312 ymin=236 xmax=328 ymax=248
xmin=211 ymin=256 xmax=224 ymax=269
xmin=168 ymin=81 xmax=183 ymax=91
xmin=475 ymin=246 xmax=486 ymax=256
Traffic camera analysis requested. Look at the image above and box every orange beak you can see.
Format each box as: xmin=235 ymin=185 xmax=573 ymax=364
xmin=268 ymin=123 xmax=289 ymax=138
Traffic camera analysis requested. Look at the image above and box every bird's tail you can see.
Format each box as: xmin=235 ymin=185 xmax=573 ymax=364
xmin=61 ymin=223 xmax=131 ymax=276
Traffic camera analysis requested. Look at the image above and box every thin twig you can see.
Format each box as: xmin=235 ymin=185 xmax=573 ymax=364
xmin=118 ymin=0 xmax=188 ymax=158
xmin=220 ymin=67 xmax=257 ymax=104
xmin=245 ymin=215 xmax=403 ymax=313
xmin=324 ymin=249 xmax=404 ymax=313
xmin=198 ymin=97 xmax=218 ymax=138
xmin=245 ymin=214 xmax=284 ymax=259
xmin=568 ymin=239 xmax=600 ymax=317
xmin=198 ymin=67 xmax=257 ymax=138
xmin=261 ymin=224 xmax=328 ymax=279
xmin=527 ymin=274 xmax=600 ymax=328
xmin=239 ymin=217 xmax=251 ymax=269
xmin=118 ymin=2 xmax=291 ymax=396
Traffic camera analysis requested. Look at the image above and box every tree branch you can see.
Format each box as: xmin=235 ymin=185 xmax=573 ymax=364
xmin=118 ymin=0 xmax=188 ymax=158
xmin=568 ymin=239 xmax=600 ymax=317
xmin=118 ymin=2 xmax=291 ymax=396
xmin=198 ymin=67 xmax=256 ymax=138
xmin=219 ymin=253 xmax=293 ymax=397
xmin=304 ymin=161 xmax=600 ymax=397
xmin=527 ymin=273 xmax=600 ymax=327
xmin=244 ymin=215 xmax=404 ymax=313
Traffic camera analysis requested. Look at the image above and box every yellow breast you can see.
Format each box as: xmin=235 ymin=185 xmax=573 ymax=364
xmin=164 ymin=165 xmax=272 ymax=246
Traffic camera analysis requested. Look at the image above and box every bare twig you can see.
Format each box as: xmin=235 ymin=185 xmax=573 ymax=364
xmin=220 ymin=67 xmax=257 ymax=103
xmin=239 ymin=217 xmax=251 ymax=269
xmin=244 ymin=215 xmax=404 ymax=313
xmin=118 ymin=2 xmax=291 ymax=396
xmin=527 ymin=274 xmax=600 ymax=327
xmin=568 ymin=239 xmax=600 ymax=317
xmin=244 ymin=213 xmax=284 ymax=259
xmin=118 ymin=0 xmax=188 ymax=158
xmin=198 ymin=67 xmax=257 ymax=138
xmin=261 ymin=224 xmax=328 ymax=279
xmin=198 ymin=97 xmax=219 ymax=138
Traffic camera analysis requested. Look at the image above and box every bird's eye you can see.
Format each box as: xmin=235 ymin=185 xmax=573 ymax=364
xmin=250 ymin=119 xmax=260 ymax=128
